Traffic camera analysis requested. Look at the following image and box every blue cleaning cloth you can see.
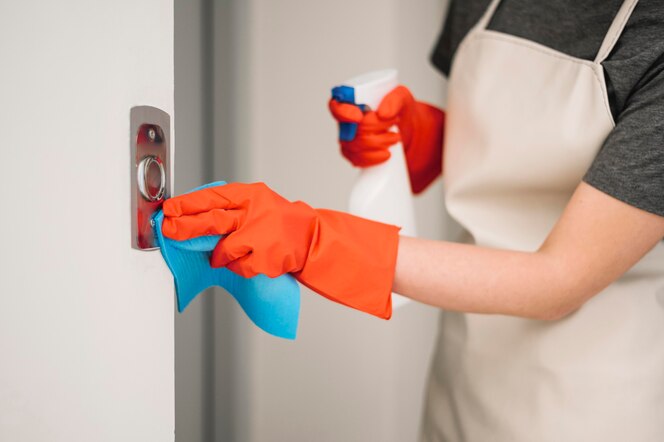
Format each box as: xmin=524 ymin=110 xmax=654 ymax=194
xmin=153 ymin=181 xmax=300 ymax=339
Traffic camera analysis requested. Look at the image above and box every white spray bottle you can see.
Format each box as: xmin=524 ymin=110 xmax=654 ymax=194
xmin=332 ymin=69 xmax=416 ymax=308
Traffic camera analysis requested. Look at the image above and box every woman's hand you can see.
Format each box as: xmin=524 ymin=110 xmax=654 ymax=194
xmin=327 ymin=100 xmax=400 ymax=167
xmin=162 ymin=182 xmax=315 ymax=278
xmin=162 ymin=182 xmax=401 ymax=319
xmin=329 ymin=85 xmax=445 ymax=194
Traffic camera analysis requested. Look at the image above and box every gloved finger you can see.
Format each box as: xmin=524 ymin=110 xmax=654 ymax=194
xmin=376 ymin=85 xmax=414 ymax=120
xmin=354 ymin=131 xmax=401 ymax=149
xmin=210 ymin=232 xmax=253 ymax=268
xmin=225 ymin=255 xmax=260 ymax=278
xmin=162 ymin=209 xmax=244 ymax=240
xmin=328 ymin=99 xmax=363 ymax=123
xmin=342 ymin=148 xmax=391 ymax=167
xmin=224 ymin=249 xmax=290 ymax=278
xmin=163 ymin=186 xmax=236 ymax=217
xmin=355 ymin=111 xmax=398 ymax=132
xmin=341 ymin=135 xmax=398 ymax=154
xmin=352 ymin=152 xmax=391 ymax=167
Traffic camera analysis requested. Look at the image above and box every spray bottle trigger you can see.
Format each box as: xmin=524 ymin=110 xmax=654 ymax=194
xmin=331 ymin=85 xmax=360 ymax=142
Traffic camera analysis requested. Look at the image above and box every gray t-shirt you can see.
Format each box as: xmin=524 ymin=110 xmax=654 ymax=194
xmin=432 ymin=0 xmax=664 ymax=216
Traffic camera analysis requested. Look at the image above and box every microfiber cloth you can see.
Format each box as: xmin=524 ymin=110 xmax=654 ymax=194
xmin=153 ymin=181 xmax=300 ymax=339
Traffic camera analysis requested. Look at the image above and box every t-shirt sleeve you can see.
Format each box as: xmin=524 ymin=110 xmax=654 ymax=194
xmin=430 ymin=0 xmax=491 ymax=77
xmin=583 ymin=63 xmax=664 ymax=217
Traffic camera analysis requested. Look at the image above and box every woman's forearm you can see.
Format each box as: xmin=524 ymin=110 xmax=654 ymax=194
xmin=392 ymin=236 xmax=576 ymax=320
xmin=392 ymin=183 xmax=664 ymax=321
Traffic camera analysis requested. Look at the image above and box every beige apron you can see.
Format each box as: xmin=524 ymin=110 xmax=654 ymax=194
xmin=422 ymin=0 xmax=664 ymax=440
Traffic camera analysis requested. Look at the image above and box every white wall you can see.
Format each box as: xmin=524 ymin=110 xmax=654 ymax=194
xmin=210 ymin=0 xmax=451 ymax=441
xmin=0 ymin=1 xmax=175 ymax=440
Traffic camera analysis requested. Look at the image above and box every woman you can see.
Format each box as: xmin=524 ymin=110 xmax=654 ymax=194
xmin=162 ymin=0 xmax=664 ymax=439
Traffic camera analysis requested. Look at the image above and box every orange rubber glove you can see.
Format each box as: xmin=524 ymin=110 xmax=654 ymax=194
xmin=329 ymin=85 xmax=445 ymax=194
xmin=162 ymin=182 xmax=401 ymax=319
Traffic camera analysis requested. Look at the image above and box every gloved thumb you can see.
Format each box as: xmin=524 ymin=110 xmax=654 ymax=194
xmin=328 ymin=98 xmax=364 ymax=123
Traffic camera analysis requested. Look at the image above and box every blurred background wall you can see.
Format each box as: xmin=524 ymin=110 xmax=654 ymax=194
xmin=175 ymin=0 xmax=452 ymax=440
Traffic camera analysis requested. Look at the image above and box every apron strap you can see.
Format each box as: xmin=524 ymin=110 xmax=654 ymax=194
xmin=476 ymin=0 xmax=503 ymax=30
xmin=594 ymin=0 xmax=639 ymax=63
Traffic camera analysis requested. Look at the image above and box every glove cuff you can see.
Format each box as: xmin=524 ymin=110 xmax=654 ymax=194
xmin=294 ymin=209 xmax=401 ymax=319
xmin=404 ymin=103 xmax=445 ymax=194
